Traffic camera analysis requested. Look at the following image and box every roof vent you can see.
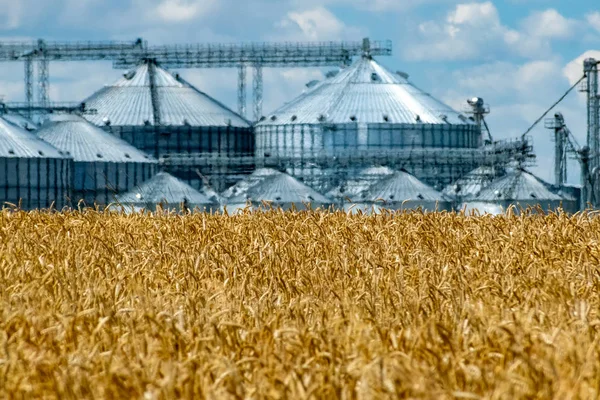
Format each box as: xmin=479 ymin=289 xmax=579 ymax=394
xmin=97 ymin=153 xmax=103 ymax=158
xmin=182 ymin=119 xmax=190 ymax=126
xmin=396 ymin=71 xmax=409 ymax=80
xmin=383 ymin=114 xmax=389 ymax=122
xmin=458 ymin=114 xmax=468 ymax=122
xmin=123 ymin=70 xmax=136 ymax=80
xmin=259 ymin=116 xmax=266 ymax=122
xmin=124 ymin=153 xmax=131 ymax=159
xmin=417 ymin=194 xmax=424 ymax=200
xmin=415 ymin=115 xmax=421 ymax=123
xmin=389 ymin=195 xmax=395 ymax=200
xmin=306 ymin=80 xmax=320 ymax=88
xmin=8 ymin=149 xmax=14 ymax=155
xmin=264 ymin=152 xmax=271 ymax=158
xmin=318 ymin=114 xmax=327 ymax=122
xmin=144 ymin=120 xmax=152 ymax=126
xmin=38 ymin=151 xmax=44 ymax=156
xmin=530 ymin=193 xmax=537 ymax=199
xmin=275 ymin=196 xmax=282 ymax=201
xmin=371 ymin=72 xmax=381 ymax=82
xmin=350 ymin=115 xmax=357 ymax=122
xmin=103 ymin=117 xmax=111 ymax=126
xmin=495 ymin=190 xmax=502 ymax=198
xmin=291 ymin=115 xmax=297 ymax=122
xmin=270 ymin=115 xmax=277 ymax=121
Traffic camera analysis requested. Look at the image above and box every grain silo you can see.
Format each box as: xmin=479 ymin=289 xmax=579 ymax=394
xmin=114 ymin=171 xmax=218 ymax=213
xmin=37 ymin=115 xmax=157 ymax=206
xmin=255 ymin=54 xmax=481 ymax=191
xmin=442 ymin=165 xmax=500 ymax=201
xmin=327 ymin=166 xmax=394 ymax=203
xmin=81 ymin=60 xmax=253 ymax=192
xmin=222 ymin=168 xmax=333 ymax=212
xmin=0 ymin=117 xmax=72 ymax=210
xmin=354 ymin=169 xmax=451 ymax=213
xmin=468 ymin=168 xmax=577 ymax=213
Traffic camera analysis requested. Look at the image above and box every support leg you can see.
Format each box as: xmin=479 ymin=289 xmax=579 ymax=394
xmin=253 ymin=65 xmax=263 ymax=123
xmin=238 ymin=65 xmax=247 ymax=119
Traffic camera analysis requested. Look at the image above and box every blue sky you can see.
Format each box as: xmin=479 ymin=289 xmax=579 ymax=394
xmin=0 ymin=0 xmax=599 ymax=183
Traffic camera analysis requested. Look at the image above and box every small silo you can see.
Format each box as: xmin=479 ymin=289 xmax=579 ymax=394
xmin=114 ymin=171 xmax=218 ymax=213
xmin=327 ymin=166 xmax=395 ymax=203
xmin=442 ymin=166 xmax=500 ymax=201
xmin=37 ymin=115 xmax=157 ymax=206
xmin=222 ymin=168 xmax=333 ymax=212
xmin=469 ymin=168 xmax=576 ymax=213
xmin=81 ymin=60 xmax=253 ymax=192
xmin=0 ymin=117 xmax=72 ymax=210
xmin=255 ymin=54 xmax=481 ymax=191
xmin=356 ymin=169 xmax=451 ymax=212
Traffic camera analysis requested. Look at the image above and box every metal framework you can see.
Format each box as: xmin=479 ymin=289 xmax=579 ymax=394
xmin=0 ymin=38 xmax=144 ymax=111
xmin=583 ymin=59 xmax=600 ymax=174
xmin=238 ymin=65 xmax=246 ymax=117
xmin=0 ymin=37 xmax=392 ymax=122
xmin=113 ymin=37 xmax=392 ymax=121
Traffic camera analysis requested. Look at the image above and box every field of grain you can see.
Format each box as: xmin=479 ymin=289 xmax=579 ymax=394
xmin=0 ymin=209 xmax=600 ymax=399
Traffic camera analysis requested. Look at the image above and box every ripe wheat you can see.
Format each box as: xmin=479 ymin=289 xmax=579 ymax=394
xmin=0 ymin=208 xmax=599 ymax=399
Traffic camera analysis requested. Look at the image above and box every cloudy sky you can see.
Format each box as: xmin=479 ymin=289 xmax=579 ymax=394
xmin=0 ymin=0 xmax=599 ymax=183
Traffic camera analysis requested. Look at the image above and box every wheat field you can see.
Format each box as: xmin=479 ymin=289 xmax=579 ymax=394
xmin=0 ymin=208 xmax=600 ymax=399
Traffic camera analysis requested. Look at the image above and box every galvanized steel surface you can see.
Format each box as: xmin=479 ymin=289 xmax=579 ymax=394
xmin=327 ymin=166 xmax=395 ymax=200
xmin=475 ymin=169 xmax=563 ymax=202
xmin=3 ymin=114 xmax=38 ymax=131
xmin=0 ymin=117 xmax=69 ymax=159
xmin=362 ymin=170 xmax=450 ymax=202
xmin=82 ymin=63 xmax=250 ymax=128
xmin=258 ymin=56 xmax=474 ymax=126
xmin=37 ymin=115 xmax=157 ymax=163
xmin=224 ymin=168 xmax=332 ymax=205
xmin=442 ymin=166 xmax=500 ymax=199
xmin=116 ymin=172 xmax=214 ymax=206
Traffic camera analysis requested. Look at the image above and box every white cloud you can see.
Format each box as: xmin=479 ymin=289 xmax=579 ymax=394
xmin=150 ymin=0 xmax=217 ymax=23
xmin=404 ymin=2 xmax=575 ymax=61
xmin=277 ymin=6 xmax=358 ymax=41
xmin=0 ymin=0 xmax=24 ymax=29
xmin=587 ymin=12 xmax=600 ymax=33
xmin=522 ymin=9 xmax=575 ymax=39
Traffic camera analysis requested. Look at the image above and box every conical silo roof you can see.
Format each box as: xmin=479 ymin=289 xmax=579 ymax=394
xmin=257 ymin=56 xmax=474 ymax=126
xmin=362 ymin=170 xmax=449 ymax=203
xmin=3 ymin=114 xmax=38 ymax=131
xmin=225 ymin=168 xmax=331 ymax=205
xmin=328 ymin=166 xmax=395 ymax=200
xmin=475 ymin=169 xmax=563 ymax=202
xmin=82 ymin=62 xmax=250 ymax=128
xmin=115 ymin=172 xmax=214 ymax=206
xmin=0 ymin=117 xmax=69 ymax=159
xmin=443 ymin=166 xmax=500 ymax=199
xmin=37 ymin=115 xmax=156 ymax=163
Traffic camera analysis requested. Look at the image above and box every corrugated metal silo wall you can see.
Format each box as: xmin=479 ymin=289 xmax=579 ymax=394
xmin=0 ymin=157 xmax=73 ymax=210
xmin=100 ymin=125 xmax=254 ymax=192
xmin=72 ymin=161 xmax=157 ymax=207
xmin=255 ymin=123 xmax=482 ymax=192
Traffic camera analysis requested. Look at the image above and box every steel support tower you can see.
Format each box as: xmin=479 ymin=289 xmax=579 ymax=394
xmin=0 ymin=38 xmax=144 ymax=112
xmin=580 ymin=58 xmax=600 ymax=206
